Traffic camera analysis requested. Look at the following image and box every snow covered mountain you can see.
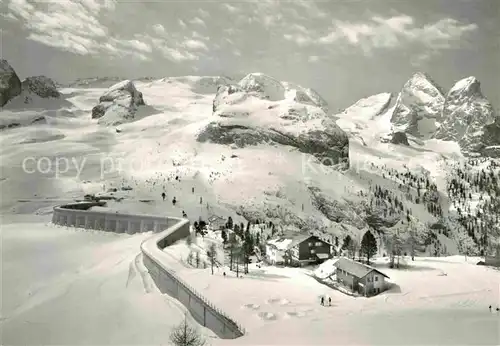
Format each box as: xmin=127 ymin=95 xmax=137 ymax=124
xmin=390 ymin=72 xmax=445 ymax=138
xmin=3 ymin=56 xmax=500 ymax=346
xmin=206 ymin=73 xmax=349 ymax=167
xmin=434 ymin=77 xmax=497 ymax=153
xmin=1 ymin=60 xmax=499 ymax=259
xmin=390 ymin=72 xmax=498 ymax=155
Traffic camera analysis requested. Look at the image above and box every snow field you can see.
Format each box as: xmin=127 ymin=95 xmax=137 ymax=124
xmin=1 ymin=217 xmax=218 ymax=345
xmin=1 ymin=74 xmax=499 ymax=345
xmin=161 ymin=230 xmax=500 ymax=345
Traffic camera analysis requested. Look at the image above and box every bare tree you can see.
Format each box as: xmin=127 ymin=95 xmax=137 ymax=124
xmin=348 ymin=238 xmax=358 ymax=261
xmin=195 ymin=250 xmax=200 ymax=268
xmin=228 ymin=233 xmax=239 ymax=271
xmin=186 ymin=234 xmax=194 ymax=263
xmin=169 ymin=316 xmax=206 ymax=346
xmin=387 ymin=232 xmax=403 ymax=268
xmin=406 ymin=221 xmax=417 ymax=261
xmin=207 ymin=242 xmax=218 ymax=275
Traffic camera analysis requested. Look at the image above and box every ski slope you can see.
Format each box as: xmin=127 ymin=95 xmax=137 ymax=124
xmin=1 ymin=76 xmax=499 ymax=345
xmin=1 ymin=216 xmax=218 ymax=345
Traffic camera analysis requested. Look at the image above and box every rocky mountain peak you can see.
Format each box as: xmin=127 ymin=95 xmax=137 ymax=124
xmin=237 ymin=73 xmax=286 ymax=101
xmin=202 ymin=73 xmax=349 ymax=168
xmin=434 ymin=76 xmax=496 ymax=151
xmin=447 ymin=76 xmax=482 ymax=98
xmin=0 ymin=59 xmax=22 ymax=107
xmin=390 ymin=72 xmax=445 ymax=138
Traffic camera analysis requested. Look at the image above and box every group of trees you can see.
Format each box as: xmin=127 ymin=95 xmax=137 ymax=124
xmin=341 ymin=230 xmax=377 ymax=265
xmin=446 ymin=159 xmax=500 ymax=255
xmin=221 ymin=217 xmax=265 ymax=276
xmin=369 ymin=165 xmax=444 ymax=222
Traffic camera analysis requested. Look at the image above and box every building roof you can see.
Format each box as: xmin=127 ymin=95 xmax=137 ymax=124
xmin=267 ymin=238 xmax=293 ymax=251
xmin=334 ymin=257 xmax=389 ymax=279
xmin=268 ymin=234 xmax=333 ymax=251
xmin=288 ymin=234 xmax=315 ymax=249
xmin=208 ymin=214 xmax=225 ymax=223
xmin=267 ymin=234 xmax=317 ymax=251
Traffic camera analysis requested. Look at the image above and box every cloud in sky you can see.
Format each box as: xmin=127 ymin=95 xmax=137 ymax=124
xmin=316 ymin=15 xmax=478 ymax=56
xmin=5 ymin=0 xmax=210 ymax=62
xmin=3 ymin=0 xmax=481 ymax=69
xmin=182 ymin=39 xmax=208 ymax=51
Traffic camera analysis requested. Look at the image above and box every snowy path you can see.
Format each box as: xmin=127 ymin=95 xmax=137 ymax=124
xmin=0 ymin=218 xmax=193 ymax=345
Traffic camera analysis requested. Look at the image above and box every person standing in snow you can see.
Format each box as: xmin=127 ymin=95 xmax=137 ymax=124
xmin=328 ymin=297 xmax=332 ymax=306
xmin=320 ymin=296 xmax=324 ymax=306
xmin=162 ymin=192 xmax=166 ymax=201
xmin=172 ymin=197 xmax=177 ymax=206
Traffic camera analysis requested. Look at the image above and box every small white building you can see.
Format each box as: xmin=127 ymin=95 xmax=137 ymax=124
xmin=265 ymin=238 xmax=292 ymax=264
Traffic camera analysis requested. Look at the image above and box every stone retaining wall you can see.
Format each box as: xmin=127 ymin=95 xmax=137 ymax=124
xmin=51 ymin=202 xmax=245 ymax=339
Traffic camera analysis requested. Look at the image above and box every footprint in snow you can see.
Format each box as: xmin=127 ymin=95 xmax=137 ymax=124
xmin=257 ymin=312 xmax=278 ymax=321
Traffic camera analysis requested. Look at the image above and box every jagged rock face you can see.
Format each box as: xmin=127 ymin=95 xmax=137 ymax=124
xmin=92 ymin=80 xmax=146 ymax=125
xmin=308 ymin=186 xmax=365 ymax=228
xmin=0 ymin=59 xmax=22 ymax=107
xmin=198 ymin=120 xmax=349 ymax=166
xmin=391 ymin=72 xmax=445 ymax=138
xmin=482 ymin=145 xmax=500 ymax=158
xmin=478 ymin=118 xmax=500 ymax=156
xmin=434 ymin=77 xmax=496 ymax=153
xmin=202 ymin=73 xmax=349 ymax=167
xmin=390 ymin=131 xmax=409 ymax=146
xmin=21 ymin=76 xmax=60 ymax=98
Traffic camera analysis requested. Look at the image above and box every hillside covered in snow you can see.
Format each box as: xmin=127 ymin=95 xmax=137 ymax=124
xmin=2 ymin=58 xmax=500 ymax=260
xmin=2 ymin=57 xmax=500 ymax=345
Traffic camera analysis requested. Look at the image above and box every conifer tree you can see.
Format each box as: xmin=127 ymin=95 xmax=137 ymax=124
xmin=360 ymin=230 xmax=377 ymax=264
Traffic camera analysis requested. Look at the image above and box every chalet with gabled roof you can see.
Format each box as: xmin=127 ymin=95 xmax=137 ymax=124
xmin=266 ymin=234 xmax=332 ymax=266
xmin=333 ymin=257 xmax=389 ymax=296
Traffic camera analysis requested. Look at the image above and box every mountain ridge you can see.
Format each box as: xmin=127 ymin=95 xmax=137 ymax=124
xmin=1 ymin=60 xmax=499 ymax=259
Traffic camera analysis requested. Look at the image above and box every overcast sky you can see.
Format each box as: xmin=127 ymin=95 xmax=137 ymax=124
xmin=1 ymin=0 xmax=498 ymax=111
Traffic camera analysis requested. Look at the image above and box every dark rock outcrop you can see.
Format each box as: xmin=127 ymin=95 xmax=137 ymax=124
xmin=21 ymin=76 xmax=60 ymax=98
xmin=390 ymin=132 xmax=410 ymax=146
xmin=0 ymin=59 xmax=22 ymax=107
xmin=91 ymin=80 xmax=147 ymax=125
